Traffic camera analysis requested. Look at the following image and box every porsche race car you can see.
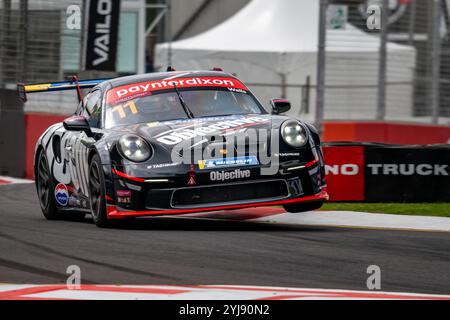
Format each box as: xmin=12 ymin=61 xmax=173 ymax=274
xmin=18 ymin=70 xmax=328 ymax=227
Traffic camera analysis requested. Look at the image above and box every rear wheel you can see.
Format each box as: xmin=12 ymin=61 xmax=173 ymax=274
xmin=36 ymin=151 xmax=59 ymax=220
xmin=283 ymin=201 xmax=323 ymax=213
xmin=89 ymin=154 xmax=109 ymax=228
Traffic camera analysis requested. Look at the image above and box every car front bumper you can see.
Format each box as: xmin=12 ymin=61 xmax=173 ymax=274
xmin=106 ymin=189 xmax=329 ymax=219
xmin=106 ymin=155 xmax=327 ymax=219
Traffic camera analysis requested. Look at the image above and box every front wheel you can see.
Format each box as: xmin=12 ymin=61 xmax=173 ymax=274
xmin=89 ymin=154 xmax=109 ymax=228
xmin=283 ymin=201 xmax=324 ymax=213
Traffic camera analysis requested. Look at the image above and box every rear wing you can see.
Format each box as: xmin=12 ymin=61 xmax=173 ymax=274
xmin=17 ymin=76 xmax=111 ymax=102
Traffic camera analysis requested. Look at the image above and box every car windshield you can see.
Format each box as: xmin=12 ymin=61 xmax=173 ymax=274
xmin=104 ymin=87 xmax=265 ymax=128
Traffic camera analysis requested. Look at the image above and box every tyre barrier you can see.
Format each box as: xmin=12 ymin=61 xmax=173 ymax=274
xmin=323 ymin=142 xmax=450 ymax=202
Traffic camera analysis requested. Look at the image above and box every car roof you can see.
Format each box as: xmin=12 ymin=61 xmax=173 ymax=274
xmin=100 ymin=70 xmax=238 ymax=89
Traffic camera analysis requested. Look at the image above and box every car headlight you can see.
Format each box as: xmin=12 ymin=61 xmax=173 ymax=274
xmin=118 ymin=135 xmax=152 ymax=162
xmin=281 ymin=120 xmax=308 ymax=147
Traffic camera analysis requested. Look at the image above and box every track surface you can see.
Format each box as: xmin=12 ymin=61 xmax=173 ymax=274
xmin=1 ymin=184 xmax=450 ymax=294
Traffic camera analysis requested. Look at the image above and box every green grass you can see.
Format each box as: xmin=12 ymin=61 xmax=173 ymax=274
xmin=321 ymin=203 xmax=450 ymax=217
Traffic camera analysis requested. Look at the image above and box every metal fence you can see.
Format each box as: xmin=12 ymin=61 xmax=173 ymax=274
xmin=316 ymin=0 xmax=450 ymax=128
xmin=0 ymin=0 xmax=82 ymax=85
xmin=1 ymin=0 xmax=449 ymax=125
xmin=0 ymin=0 xmax=84 ymax=114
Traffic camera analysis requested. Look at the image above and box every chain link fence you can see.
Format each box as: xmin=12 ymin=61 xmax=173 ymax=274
xmin=319 ymin=0 xmax=450 ymax=125
xmin=0 ymin=0 xmax=82 ymax=85
xmin=0 ymin=0 xmax=83 ymax=114
xmin=1 ymin=0 xmax=449 ymax=125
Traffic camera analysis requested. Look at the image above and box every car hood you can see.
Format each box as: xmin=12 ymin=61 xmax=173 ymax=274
xmin=104 ymin=114 xmax=314 ymax=169
xmin=112 ymin=114 xmax=288 ymax=147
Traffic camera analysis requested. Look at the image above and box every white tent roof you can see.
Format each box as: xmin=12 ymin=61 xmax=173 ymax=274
xmin=158 ymin=0 xmax=412 ymax=53
xmin=155 ymin=0 xmax=416 ymax=121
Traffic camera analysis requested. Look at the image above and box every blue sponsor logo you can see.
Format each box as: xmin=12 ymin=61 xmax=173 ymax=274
xmin=54 ymin=183 xmax=69 ymax=206
xmin=198 ymin=156 xmax=259 ymax=170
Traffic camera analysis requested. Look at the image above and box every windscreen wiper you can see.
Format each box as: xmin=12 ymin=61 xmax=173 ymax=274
xmin=173 ymin=83 xmax=194 ymax=118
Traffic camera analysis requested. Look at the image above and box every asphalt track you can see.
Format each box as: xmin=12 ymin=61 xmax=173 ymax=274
xmin=1 ymin=184 xmax=450 ymax=295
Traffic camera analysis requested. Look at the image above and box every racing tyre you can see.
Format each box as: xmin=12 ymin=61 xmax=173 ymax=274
xmin=89 ymin=154 xmax=109 ymax=228
xmin=283 ymin=201 xmax=323 ymax=213
xmin=36 ymin=150 xmax=59 ymax=220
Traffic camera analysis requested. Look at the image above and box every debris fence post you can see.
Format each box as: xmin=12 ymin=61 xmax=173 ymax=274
xmin=315 ymin=0 xmax=327 ymax=135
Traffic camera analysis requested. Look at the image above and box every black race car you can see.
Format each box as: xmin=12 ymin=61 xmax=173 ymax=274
xmin=18 ymin=70 xmax=328 ymax=227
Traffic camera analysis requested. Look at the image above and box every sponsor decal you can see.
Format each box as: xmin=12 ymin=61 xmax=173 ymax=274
xmin=147 ymin=162 xmax=181 ymax=169
xmin=187 ymin=175 xmax=196 ymax=186
xmin=187 ymin=164 xmax=196 ymax=185
xmin=107 ymin=77 xmax=248 ymax=105
xmin=157 ymin=117 xmax=269 ymax=145
xmin=55 ymin=183 xmax=69 ymax=206
xmin=116 ymin=190 xmax=132 ymax=204
xmin=117 ymin=197 xmax=131 ymax=204
xmin=275 ymin=152 xmax=300 ymax=157
xmin=116 ymin=190 xmax=131 ymax=197
xmin=198 ymin=156 xmax=259 ymax=170
xmin=228 ymin=87 xmax=247 ymax=94
xmin=210 ymin=169 xmax=251 ymax=182
xmin=160 ymin=115 xmax=246 ymax=126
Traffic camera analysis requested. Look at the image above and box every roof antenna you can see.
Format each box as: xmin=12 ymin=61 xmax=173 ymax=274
xmin=68 ymin=75 xmax=84 ymax=104
xmin=212 ymin=67 xmax=223 ymax=72
xmin=167 ymin=66 xmax=176 ymax=71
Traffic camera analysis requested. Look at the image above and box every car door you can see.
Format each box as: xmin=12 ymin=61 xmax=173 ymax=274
xmin=65 ymin=89 xmax=103 ymax=206
xmin=48 ymin=102 xmax=85 ymax=208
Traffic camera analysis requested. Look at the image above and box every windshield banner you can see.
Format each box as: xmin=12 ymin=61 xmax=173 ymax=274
xmin=106 ymin=77 xmax=249 ymax=105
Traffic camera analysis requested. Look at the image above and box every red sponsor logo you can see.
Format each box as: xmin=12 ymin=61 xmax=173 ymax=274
xmin=323 ymin=146 xmax=365 ymax=201
xmin=116 ymin=190 xmax=131 ymax=197
xmin=106 ymin=77 xmax=248 ymax=105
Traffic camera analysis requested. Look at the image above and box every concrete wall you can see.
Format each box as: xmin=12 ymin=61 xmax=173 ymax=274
xmin=0 ymin=89 xmax=25 ymax=177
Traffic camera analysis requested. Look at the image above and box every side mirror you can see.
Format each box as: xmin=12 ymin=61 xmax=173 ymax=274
xmin=63 ymin=116 xmax=93 ymax=137
xmin=270 ymin=99 xmax=291 ymax=115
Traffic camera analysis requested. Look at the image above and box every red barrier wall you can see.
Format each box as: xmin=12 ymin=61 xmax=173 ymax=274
xmin=323 ymin=121 xmax=450 ymax=144
xmin=25 ymin=113 xmax=68 ymax=178
xmin=322 ymin=146 xmax=365 ymax=201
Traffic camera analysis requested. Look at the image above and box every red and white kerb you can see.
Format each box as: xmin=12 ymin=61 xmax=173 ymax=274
xmin=107 ymin=76 xmax=248 ymax=105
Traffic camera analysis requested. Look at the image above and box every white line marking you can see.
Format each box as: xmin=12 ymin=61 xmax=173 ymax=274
xmin=0 ymin=176 xmax=34 ymax=185
xmin=251 ymin=210 xmax=450 ymax=232
xmin=2 ymin=285 xmax=449 ymax=300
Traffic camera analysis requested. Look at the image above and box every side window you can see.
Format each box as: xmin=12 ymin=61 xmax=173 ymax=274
xmin=75 ymin=101 xmax=83 ymax=115
xmin=82 ymin=90 xmax=102 ymax=128
xmin=80 ymin=93 xmax=90 ymax=117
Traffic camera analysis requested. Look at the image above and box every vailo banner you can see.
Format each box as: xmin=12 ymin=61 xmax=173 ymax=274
xmin=84 ymin=0 xmax=121 ymax=71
